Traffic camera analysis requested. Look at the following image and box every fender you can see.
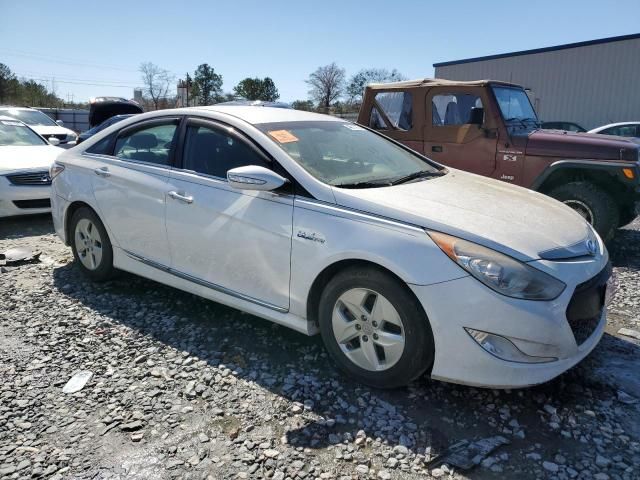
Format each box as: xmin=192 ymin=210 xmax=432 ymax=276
xmin=531 ymin=159 xmax=640 ymax=191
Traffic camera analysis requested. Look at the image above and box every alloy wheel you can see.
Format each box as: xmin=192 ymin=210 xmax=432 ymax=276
xmin=74 ymin=218 xmax=103 ymax=270
xmin=332 ymin=288 xmax=405 ymax=371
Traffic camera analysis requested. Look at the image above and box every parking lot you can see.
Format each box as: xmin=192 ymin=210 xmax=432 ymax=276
xmin=0 ymin=214 xmax=637 ymax=480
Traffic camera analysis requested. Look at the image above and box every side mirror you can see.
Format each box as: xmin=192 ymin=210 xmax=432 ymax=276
xmin=48 ymin=137 xmax=61 ymax=146
xmin=56 ymin=119 xmax=64 ymax=126
xmin=469 ymin=107 xmax=484 ymax=126
xmin=227 ymin=165 xmax=287 ymax=192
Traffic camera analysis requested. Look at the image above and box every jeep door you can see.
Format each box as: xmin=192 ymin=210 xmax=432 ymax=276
xmin=164 ymin=117 xmax=293 ymax=311
xmin=425 ymin=87 xmax=497 ymax=177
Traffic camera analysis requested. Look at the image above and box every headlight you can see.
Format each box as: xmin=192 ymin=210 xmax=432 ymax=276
xmin=429 ymin=231 xmax=566 ymax=300
xmin=66 ymin=133 xmax=78 ymax=142
xmin=49 ymin=162 xmax=65 ymax=179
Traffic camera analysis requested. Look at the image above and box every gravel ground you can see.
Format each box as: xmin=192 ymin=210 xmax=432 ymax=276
xmin=1 ymin=214 xmax=639 ymax=480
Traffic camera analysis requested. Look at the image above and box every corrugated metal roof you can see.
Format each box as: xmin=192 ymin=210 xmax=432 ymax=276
xmin=433 ymin=33 xmax=640 ymax=67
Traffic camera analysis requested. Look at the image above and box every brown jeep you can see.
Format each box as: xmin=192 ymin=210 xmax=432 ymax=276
xmin=357 ymin=78 xmax=640 ymax=241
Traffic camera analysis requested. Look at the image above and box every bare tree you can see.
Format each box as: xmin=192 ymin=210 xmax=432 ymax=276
xmin=306 ymin=63 xmax=345 ymax=112
xmin=139 ymin=62 xmax=174 ymax=110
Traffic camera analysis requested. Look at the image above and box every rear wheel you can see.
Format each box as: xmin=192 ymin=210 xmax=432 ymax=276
xmin=318 ymin=266 xmax=434 ymax=388
xmin=70 ymin=207 xmax=115 ymax=282
xmin=548 ymin=181 xmax=619 ymax=242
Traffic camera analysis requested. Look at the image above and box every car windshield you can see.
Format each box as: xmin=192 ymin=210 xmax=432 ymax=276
xmin=0 ymin=108 xmax=58 ymax=126
xmin=0 ymin=120 xmax=47 ymax=146
xmin=492 ymin=86 xmax=538 ymax=123
xmin=256 ymin=121 xmax=442 ymax=187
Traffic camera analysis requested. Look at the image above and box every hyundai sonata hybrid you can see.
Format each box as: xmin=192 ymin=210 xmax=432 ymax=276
xmin=50 ymin=106 xmax=613 ymax=389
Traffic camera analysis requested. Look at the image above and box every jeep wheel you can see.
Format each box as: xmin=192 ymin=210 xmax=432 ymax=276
xmin=619 ymin=205 xmax=638 ymax=228
xmin=548 ymin=182 xmax=619 ymax=242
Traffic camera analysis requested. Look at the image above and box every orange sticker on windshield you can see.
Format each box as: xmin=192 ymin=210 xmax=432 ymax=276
xmin=268 ymin=130 xmax=299 ymax=143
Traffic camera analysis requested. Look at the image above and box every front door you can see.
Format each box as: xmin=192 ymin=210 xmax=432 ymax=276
xmin=90 ymin=118 xmax=179 ymax=264
xmin=165 ymin=118 xmax=293 ymax=311
xmin=425 ymin=88 xmax=498 ymax=177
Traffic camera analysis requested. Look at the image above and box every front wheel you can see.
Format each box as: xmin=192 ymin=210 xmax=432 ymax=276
xmin=70 ymin=207 xmax=115 ymax=282
xmin=548 ymin=182 xmax=619 ymax=242
xmin=318 ymin=266 xmax=434 ymax=388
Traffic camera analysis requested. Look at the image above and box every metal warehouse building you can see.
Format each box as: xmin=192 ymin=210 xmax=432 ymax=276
xmin=433 ymin=33 xmax=640 ymax=130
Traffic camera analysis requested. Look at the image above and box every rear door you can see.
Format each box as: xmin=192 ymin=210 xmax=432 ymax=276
xmin=89 ymin=117 xmax=179 ymax=265
xmin=425 ymin=88 xmax=498 ymax=176
xmin=165 ymin=117 xmax=293 ymax=311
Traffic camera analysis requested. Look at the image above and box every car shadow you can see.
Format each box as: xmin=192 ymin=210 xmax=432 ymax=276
xmin=0 ymin=214 xmax=54 ymax=241
xmin=50 ymin=260 xmax=640 ymax=476
xmin=609 ymin=223 xmax=640 ymax=269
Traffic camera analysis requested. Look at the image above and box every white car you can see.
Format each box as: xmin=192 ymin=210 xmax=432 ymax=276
xmin=0 ymin=116 xmax=63 ymax=217
xmin=588 ymin=121 xmax=640 ymax=138
xmin=0 ymin=107 xmax=78 ymax=148
xmin=50 ymin=106 xmax=613 ymax=389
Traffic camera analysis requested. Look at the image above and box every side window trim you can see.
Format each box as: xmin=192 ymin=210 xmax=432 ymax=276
xmin=113 ymin=117 xmax=182 ymax=168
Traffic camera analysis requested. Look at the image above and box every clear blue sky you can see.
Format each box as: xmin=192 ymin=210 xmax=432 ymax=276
xmin=1 ymin=0 xmax=639 ymax=104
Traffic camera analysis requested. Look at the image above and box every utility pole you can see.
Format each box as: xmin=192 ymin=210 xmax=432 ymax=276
xmin=185 ymin=72 xmax=191 ymax=107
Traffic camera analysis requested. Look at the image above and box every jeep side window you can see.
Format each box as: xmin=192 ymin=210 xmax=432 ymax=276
xmin=369 ymin=106 xmax=388 ymax=130
xmin=370 ymin=91 xmax=413 ymax=130
xmin=432 ymin=94 xmax=483 ymax=126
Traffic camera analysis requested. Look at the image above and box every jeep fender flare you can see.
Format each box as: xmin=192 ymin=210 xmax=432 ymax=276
xmin=531 ymin=159 xmax=639 ymax=191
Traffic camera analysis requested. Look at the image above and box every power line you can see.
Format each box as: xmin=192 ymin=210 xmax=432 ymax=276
xmin=14 ymin=71 xmax=141 ymax=88
xmin=15 ymin=69 xmax=140 ymax=85
xmin=0 ymin=49 xmax=140 ymax=72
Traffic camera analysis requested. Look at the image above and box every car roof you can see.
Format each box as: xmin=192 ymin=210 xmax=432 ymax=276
xmin=0 ymin=106 xmax=36 ymax=111
xmin=590 ymin=121 xmax=640 ymax=131
xmin=0 ymin=115 xmax=26 ymax=123
xmin=191 ymin=105 xmax=343 ymax=125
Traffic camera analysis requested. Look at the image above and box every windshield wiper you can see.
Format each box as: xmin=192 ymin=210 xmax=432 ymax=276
xmin=390 ymin=170 xmax=445 ymax=185
xmin=334 ymin=180 xmax=393 ymax=189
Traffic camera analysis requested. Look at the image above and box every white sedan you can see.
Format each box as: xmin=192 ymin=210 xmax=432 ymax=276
xmin=0 ymin=116 xmax=63 ymax=217
xmin=50 ymin=106 xmax=612 ymax=389
xmin=588 ymin=121 xmax=640 ymax=138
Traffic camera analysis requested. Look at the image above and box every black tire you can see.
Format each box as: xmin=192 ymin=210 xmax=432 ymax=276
xmin=618 ymin=205 xmax=637 ymax=228
xmin=69 ymin=207 xmax=115 ymax=282
xmin=548 ymin=182 xmax=619 ymax=242
xmin=318 ymin=266 xmax=434 ymax=389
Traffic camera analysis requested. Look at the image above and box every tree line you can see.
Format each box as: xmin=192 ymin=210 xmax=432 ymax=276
xmin=0 ymin=63 xmax=87 ymax=108
xmin=0 ymin=60 xmax=405 ymax=114
xmin=140 ymin=61 xmax=405 ymax=113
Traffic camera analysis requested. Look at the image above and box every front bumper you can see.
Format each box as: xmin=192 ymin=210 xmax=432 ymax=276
xmin=0 ymin=176 xmax=52 ymax=218
xmin=411 ymin=258 xmax=611 ymax=388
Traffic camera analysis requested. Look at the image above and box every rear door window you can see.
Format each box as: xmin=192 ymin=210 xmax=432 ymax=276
xmin=432 ymin=94 xmax=483 ymax=126
xmin=370 ymin=91 xmax=413 ymax=130
xmin=114 ymin=122 xmax=178 ymax=166
xmin=601 ymin=125 xmax=638 ymax=137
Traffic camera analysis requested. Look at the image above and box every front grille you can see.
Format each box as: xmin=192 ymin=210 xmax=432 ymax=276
xmin=12 ymin=199 xmax=51 ymax=209
xmin=566 ymin=262 xmax=612 ymax=345
xmin=41 ymin=133 xmax=67 ymax=142
xmin=6 ymin=171 xmax=52 ymax=186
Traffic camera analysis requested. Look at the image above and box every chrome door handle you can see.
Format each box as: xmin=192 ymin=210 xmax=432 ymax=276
xmin=94 ymin=167 xmax=110 ymax=177
xmin=168 ymin=191 xmax=194 ymax=204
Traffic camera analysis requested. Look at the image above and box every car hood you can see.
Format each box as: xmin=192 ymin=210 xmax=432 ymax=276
xmin=30 ymin=124 xmax=75 ymax=137
xmin=331 ymin=170 xmax=593 ymax=261
xmin=0 ymin=145 xmax=63 ymax=174
xmin=524 ymin=129 xmax=638 ymax=161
